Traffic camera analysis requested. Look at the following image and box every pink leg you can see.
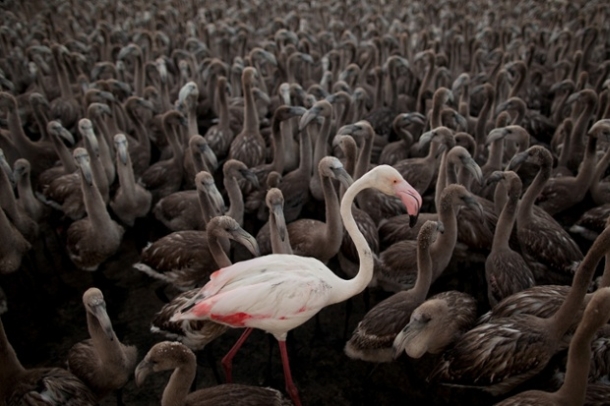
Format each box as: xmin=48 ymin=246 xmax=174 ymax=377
xmin=221 ymin=328 xmax=253 ymax=383
xmin=278 ymin=339 xmax=302 ymax=406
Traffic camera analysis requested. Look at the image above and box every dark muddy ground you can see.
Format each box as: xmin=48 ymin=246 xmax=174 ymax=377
xmin=0 ymin=200 xmax=595 ymax=406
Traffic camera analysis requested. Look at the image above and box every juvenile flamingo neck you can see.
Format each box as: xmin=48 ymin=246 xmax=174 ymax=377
xmin=86 ymin=311 xmax=121 ymax=365
xmin=134 ymin=53 xmax=144 ymax=97
xmin=295 ymin=123 xmax=313 ymax=178
xmin=6 ymin=103 xmax=36 ymax=153
xmin=32 ymin=105 xmax=50 ymax=142
xmin=508 ymin=68 xmax=526 ymax=98
xmin=459 ymin=84 xmax=470 ymax=118
xmin=253 ymin=60 xmax=269 ymax=95
xmin=269 ymin=117 xmax=286 ymax=175
xmin=338 ymin=137 xmax=357 ymax=199
xmin=431 ymin=197 xmax=458 ymax=280
xmin=0 ymin=166 xmax=21 ymax=221
xmin=556 ymin=127 xmax=572 ymax=170
xmin=224 ymin=175 xmax=244 ymax=226
xmin=126 ymin=106 xmax=150 ymax=156
xmin=312 ymin=114 xmax=332 ymax=182
xmin=430 ymin=95 xmax=446 ymax=129
xmin=269 ymin=203 xmax=293 ymax=255
xmin=243 ymin=79 xmax=259 ymax=134
xmin=412 ymin=237 xmax=433 ymax=299
xmin=568 ymin=96 xmax=596 ymax=166
xmin=88 ymin=146 xmax=110 ymax=203
xmin=388 ymin=68 xmax=400 ymax=109
xmin=373 ymin=70 xmax=384 ymax=111
xmin=591 ymin=147 xmax=610 ymax=204
xmin=187 ymin=100 xmax=198 ymax=138
xmin=354 ymin=130 xmax=375 ymax=210
xmin=355 ymin=130 xmax=373 ymax=180
xmin=474 ymin=89 xmax=494 ymax=147
xmin=483 ymin=137 xmax=504 ymax=173
xmin=0 ymin=319 xmax=25 ymax=399
xmin=217 ymin=84 xmax=230 ymax=130
xmin=555 ymin=301 xmax=602 ymax=404
xmin=162 ymin=360 xmax=196 ymax=406
xmin=417 ymin=55 xmax=435 ymax=114
xmin=81 ymin=171 xmax=112 ymax=229
xmin=197 ymin=187 xmax=219 ymax=225
xmin=117 ymin=154 xmax=137 ymax=202
xmin=424 ymin=141 xmax=441 ymax=165
xmin=206 ymin=74 xmax=218 ymax=115
xmin=159 ymin=81 xmax=172 ymax=112
xmin=518 ymin=158 xmax=551 ymax=222
xmin=599 ymin=254 xmax=610 ymax=289
xmin=164 ymin=122 xmax=185 ymax=164
xmin=434 ymin=150 xmax=449 ymax=209
xmin=52 ymin=132 xmax=77 ymax=173
xmin=553 ymin=91 xmax=572 ymax=125
xmin=91 ymin=117 xmax=115 ymax=182
xmin=337 ymin=97 xmax=353 ymax=129
xmin=573 ymin=135 xmax=599 ymax=197
xmin=53 ymin=51 xmax=73 ymax=100
xmin=547 ymin=229 xmax=610 ymax=338
xmin=492 ymin=183 xmax=519 ymax=252
xmin=319 ymin=173 xmax=343 ymax=262
xmin=16 ymin=171 xmax=38 ymax=217
xmin=208 ymin=231 xmax=232 ymax=269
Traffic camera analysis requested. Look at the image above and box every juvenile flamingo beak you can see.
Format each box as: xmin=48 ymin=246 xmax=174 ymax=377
xmin=175 ymin=300 xmax=197 ymax=318
xmin=409 ymin=214 xmax=419 ymax=228
xmin=134 ymin=360 xmax=152 ymax=387
xmin=232 ymin=228 xmax=261 ymax=257
xmin=200 ymin=143 xmax=218 ymax=170
xmin=298 ymin=106 xmax=321 ymax=131
xmin=270 ymin=203 xmax=287 ymax=241
xmin=394 ymin=181 xmax=422 ymax=227
xmin=92 ymin=303 xmax=114 ymax=340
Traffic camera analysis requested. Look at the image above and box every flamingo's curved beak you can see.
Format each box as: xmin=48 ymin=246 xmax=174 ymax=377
xmin=394 ymin=181 xmax=422 ymax=228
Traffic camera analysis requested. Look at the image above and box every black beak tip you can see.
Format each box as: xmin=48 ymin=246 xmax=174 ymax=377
xmin=181 ymin=303 xmax=195 ymax=313
xmin=409 ymin=214 xmax=419 ymax=228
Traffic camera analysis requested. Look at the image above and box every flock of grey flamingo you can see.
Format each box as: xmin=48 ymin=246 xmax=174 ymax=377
xmin=0 ymin=0 xmax=610 ymax=405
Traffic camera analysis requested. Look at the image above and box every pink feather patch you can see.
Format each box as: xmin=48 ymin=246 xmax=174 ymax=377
xmin=211 ymin=312 xmax=252 ymax=326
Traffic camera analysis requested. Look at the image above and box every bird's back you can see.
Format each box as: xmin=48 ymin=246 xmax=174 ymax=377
xmin=176 ymin=254 xmax=336 ymax=337
xmin=204 ymin=254 xmax=329 ymax=294
xmin=8 ymin=367 xmax=98 ymax=406
xmin=185 ymin=383 xmax=291 ymax=406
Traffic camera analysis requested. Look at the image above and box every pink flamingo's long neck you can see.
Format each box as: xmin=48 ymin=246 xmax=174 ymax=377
xmin=330 ymin=172 xmax=376 ymax=305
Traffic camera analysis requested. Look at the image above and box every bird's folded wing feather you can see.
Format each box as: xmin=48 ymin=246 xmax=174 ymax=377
xmin=191 ymin=271 xmax=332 ymax=323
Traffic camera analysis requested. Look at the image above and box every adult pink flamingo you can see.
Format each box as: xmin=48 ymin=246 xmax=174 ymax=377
xmin=171 ymin=165 xmax=422 ymax=406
